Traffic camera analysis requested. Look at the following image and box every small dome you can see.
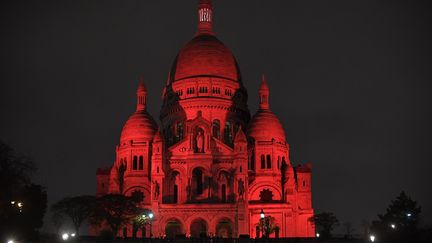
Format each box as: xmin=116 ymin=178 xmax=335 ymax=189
xmin=247 ymin=110 xmax=286 ymax=142
xmin=120 ymin=110 xmax=157 ymax=144
xmin=171 ymin=35 xmax=239 ymax=82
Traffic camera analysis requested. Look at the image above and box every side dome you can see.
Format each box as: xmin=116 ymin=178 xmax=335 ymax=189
xmin=120 ymin=80 xmax=157 ymax=144
xmin=171 ymin=35 xmax=239 ymax=82
xmin=120 ymin=110 xmax=157 ymax=144
xmin=247 ymin=75 xmax=286 ymax=142
xmin=247 ymin=110 xmax=286 ymax=142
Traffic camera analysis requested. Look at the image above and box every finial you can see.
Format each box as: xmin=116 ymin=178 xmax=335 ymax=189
xmin=197 ymin=0 xmax=214 ymax=35
xmin=137 ymin=76 xmax=147 ymax=93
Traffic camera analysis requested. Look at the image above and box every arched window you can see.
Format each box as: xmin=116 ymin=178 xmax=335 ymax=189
xmin=139 ymin=156 xmax=143 ymax=170
xmin=193 ymin=168 xmax=203 ymax=195
xmin=260 ymin=155 xmax=265 ymax=169
xmin=133 ymin=156 xmax=138 ymax=170
xmin=266 ymin=154 xmax=272 ymax=169
xmin=221 ymin=184 xmax=227 ymax=202
xmin=212 ymin=120 xmax=220 ymax=139
xmin=277 ymin=156 xmax=281 ymax=169
xmin=173 ymin=185 xmax=178 ymax=203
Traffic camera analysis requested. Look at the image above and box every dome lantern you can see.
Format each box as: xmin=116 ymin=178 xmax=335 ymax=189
xmin=197 ymin=0 xmax=214 ymax=36
xmin=259 ymin=74 xmax=270 ymax=110
xmin=136 ymin=76 xmax=147 ymax=111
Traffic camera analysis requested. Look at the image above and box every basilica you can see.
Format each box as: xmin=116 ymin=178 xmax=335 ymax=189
xmin=94 ymin=0 xmax=314 ymax=238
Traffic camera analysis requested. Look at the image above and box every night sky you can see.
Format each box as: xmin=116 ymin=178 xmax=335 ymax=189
xmin=1 ymin=0 xmax=431 ymax=233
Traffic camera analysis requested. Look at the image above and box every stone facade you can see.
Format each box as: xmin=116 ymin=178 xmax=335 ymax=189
xmin=94 ymin=0 xmax=314 ymax=238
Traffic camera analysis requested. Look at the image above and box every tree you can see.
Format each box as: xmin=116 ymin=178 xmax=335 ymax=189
xmin=0 ymin=141 xmax=36 ymax=214
xmin=51 ymin=195 xmax=96 ymax=235
xmin=310 ymin=212 xmax=339 ymax=239
xmin=371 ymin=191 xmax=422 ymax=242
xmin=0 ymin=141 xmax=46 ymax=240
xmin=90 ymin=194 xmax=141 ymax=235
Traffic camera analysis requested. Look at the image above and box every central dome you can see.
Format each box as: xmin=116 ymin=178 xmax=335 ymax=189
xmin=171 ymin=35 xmax=239 ymax=82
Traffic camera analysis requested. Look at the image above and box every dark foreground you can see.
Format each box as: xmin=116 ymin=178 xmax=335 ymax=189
xmin=23 ymin=237 xmax=370 ymax=243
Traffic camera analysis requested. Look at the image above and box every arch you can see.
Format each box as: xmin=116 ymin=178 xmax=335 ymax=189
xmin=190 ymin=218 xmax=208 ymax=238
xmin=165 ymin=218 xmax=184 ymax=238
xmin=124 ymin=186 xmax=151 ymax=204
xmin=139 ymin=156 xmax=143 ymax=170
xmin=133 ymin=156 xmax=138 ymax=170
xmin=192 ymin=167 xmax=204 ymax=195
xmin=248 ymin=182 xmax=282 ymax=201
xmin=168 ymin=171 xmax=181 ymax=203
xmin=215 ymin=218 xmax=233 ymax=238
xmin=218 ymin=170 xmax=229 ymax=202
xmin=266 ymin=154 xmax=272 ymax=169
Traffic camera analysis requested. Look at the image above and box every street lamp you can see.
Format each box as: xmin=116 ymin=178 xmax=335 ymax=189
xmin=407 ymin=213 xmax=412 ymax=217
xmin=148 ymin=212 xmax=154 ymax=238
xmin=369 ymin=235 xmax=376 ymax=242
xmin=390 ymin=223 xmax=396 ymax=229
xmin=260 ymin=209 xmax=265 ymax=219
xmin=62 ymin=233 xmax=69 ymax=241
xmin=316 ymin=233 xmax=320 ymax=238
xmin=259 ymin=209 xmax=265 ymax=238
xmin=7 ymin=240 xmax=14 ymax=243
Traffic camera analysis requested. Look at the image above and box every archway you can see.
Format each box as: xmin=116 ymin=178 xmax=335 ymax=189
xmin=190 ymin=218 xmax=208 ymax=238
xmin=192 ymin=168 xmax=204 ymax=195
xmin=216 ymin=219 xmax=233 ymax=238
xmin=165 ymin=219 xmax=183 ymax=238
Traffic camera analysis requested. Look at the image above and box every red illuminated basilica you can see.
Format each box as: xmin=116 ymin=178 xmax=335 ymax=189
xmin=94 ymin=0 xmax=314 ymax=239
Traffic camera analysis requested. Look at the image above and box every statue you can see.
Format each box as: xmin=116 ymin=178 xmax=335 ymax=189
xmin=196 ymin=130 xmax=204 ymax=153
xmin=153 ymin=180 xmax=160 ymax=199
xmin=238 ymin=178 xmax=245 ymax=199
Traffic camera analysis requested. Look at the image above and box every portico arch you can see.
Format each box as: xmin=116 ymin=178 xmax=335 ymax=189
xmin=190 ymin=218 xmax=208 ymax=238
xmin=164 ymin=218 xmax=184 ymax=238
xmin=215 ymin=218 xmax=233 ymax=238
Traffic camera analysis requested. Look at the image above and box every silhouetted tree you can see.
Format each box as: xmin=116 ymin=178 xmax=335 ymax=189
xmin=0 ymin=141 xmax=46 ymax=240
xmin=89 ymin=194 xmax=141 ymax=235
xmin=371 ymin=191 xmax=422 ymax=242
xmin=51 ymin=195 xmax=96 ymax=235
xmin=310 ymin=212 xmax=339 ymax=239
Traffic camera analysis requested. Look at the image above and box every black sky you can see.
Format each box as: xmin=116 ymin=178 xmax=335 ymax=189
xmin=1 ymin=0 xmax=431 ymax=233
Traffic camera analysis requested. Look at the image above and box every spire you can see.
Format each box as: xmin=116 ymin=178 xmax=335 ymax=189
xmin=259 ymin=74 xmax=270 ymax=110
xmin=136 ymin=76 xmax=147 ymax=111
xmin=197 ymin=0 xmax=214 ymax=36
